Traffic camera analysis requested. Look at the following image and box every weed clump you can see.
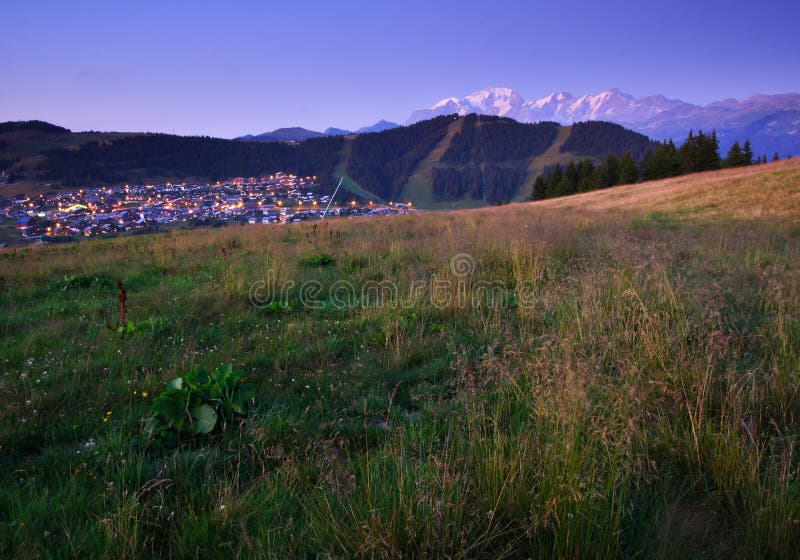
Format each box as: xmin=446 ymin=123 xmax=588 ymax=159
xmin=144 ymin=364 xmax=254 ymax=445
xmin=304 ymin=253 xmax=335 ymax=267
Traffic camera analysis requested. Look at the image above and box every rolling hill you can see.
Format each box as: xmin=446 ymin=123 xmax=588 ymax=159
xmin=237 ymin=127 xmax=327 ymax=142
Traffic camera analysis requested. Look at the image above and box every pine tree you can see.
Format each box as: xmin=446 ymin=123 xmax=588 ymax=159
xmin=680 ymin=129 xmax=699 ymax=172
xmin=532 ymin=175 xmax=546 ymax=200
xmin=657 ymin=140 xmax=684 ymax=178
xmin=643 ymin=142 xmax=678 ymax=180
xmin=723 ymin=140 xmax=745 ymax=168
xmin=605 ymin=153 xmax=620 ymax=187
xmin=577 ymin=158 xmax=596 ymax=192
xmin=640 ymin=149 xmax=654 ymax=181
xmin=743 ymin=139 xmax=753 ymax=165
xmin=565 ymin=161 xmax=579 ymax=194
xmin=545 ymin=164 xmax=563 ymax=198
xmin=696 ymin=130 xmax=721 ymax=171
xmin=773 ymin=152 xmax=781 ymax=162
xmin=554 ymin=176 xmax=573 ymax=197
xmin=618 ymin=152 xmax=638 ymax=185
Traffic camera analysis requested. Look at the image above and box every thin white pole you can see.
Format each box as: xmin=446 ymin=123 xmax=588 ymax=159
xmin=322 ymin=177 xmax=344 ymax=220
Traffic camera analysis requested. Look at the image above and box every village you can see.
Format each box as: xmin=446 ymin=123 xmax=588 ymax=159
xmin=1 ymin=173 xmax=413 ymax=241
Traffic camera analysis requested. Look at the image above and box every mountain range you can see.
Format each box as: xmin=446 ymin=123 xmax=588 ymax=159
xmin=238 ymin=120 xmax=399 ymax=143
xmin=406 ymin=88 xmax=800 ymax=157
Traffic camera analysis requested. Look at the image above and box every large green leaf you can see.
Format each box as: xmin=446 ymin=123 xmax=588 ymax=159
xmin=152 ymin=396 xmax=181 ymax=425
xmin=186 ymin=368 xmax=211 ymax=391
xmin=190 ymin=404 xmax=218 ymax=434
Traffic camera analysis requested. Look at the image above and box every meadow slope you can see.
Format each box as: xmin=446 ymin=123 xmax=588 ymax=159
xmin=1 ymin=159 xmax=799 ymax=558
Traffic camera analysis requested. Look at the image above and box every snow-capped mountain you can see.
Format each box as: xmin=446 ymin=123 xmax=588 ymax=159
xmin=406 ymin=87 xmax=526 ymax=122
xmin=406 ymin=87 xmax=702 ymax=126
xmin=406 ymin=87 xmax=800 ymax=156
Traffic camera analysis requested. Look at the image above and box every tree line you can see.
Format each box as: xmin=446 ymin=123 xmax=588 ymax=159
xmin=532 ymin=129 xmax=782 ymax=201
xmin=560 ymin=121 xmax=655 ymax=160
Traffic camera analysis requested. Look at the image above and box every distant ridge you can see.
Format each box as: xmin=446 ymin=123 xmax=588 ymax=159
xmin=324 ymin=127 xmax=353 ymax=136
xmin=238 ymin=120 xmax=399 ymax=142
xmin=0 ymin=120 xmax=71 ymax=134
xmin=238 ymin=127 xmax=326 ymax=143
xmin=355 ymin=120 xmax=399 ymax=134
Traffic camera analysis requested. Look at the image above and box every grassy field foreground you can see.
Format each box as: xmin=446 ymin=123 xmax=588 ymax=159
xmin=1 ymin=160 xmax=799 ymax=558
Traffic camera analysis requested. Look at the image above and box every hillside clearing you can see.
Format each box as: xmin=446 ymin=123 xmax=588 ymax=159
xmin=330 ymin=135 xmax=380 ymax=202
xmin=519 ymin=124 xmax=575 ymax=201
xmin=401 ymin=117 xmax=481 ymax=209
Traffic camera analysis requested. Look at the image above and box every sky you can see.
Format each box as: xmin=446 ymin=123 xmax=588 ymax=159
xmin=2 ymin=0 xmax=799 ymax=138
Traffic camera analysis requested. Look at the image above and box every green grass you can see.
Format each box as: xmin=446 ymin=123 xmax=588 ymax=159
xmin=1 ymin=163 xmax=800 ymax=558
xmin=0 ymin=218 xmax=26 ymax=247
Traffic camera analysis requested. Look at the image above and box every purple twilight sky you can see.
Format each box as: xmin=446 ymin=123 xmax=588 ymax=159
xmin=2 ymin=0 xmax=799 ymax=138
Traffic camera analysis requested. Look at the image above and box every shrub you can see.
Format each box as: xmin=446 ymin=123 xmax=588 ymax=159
xmin=305 ymin=253 xmax=335 ymax=267
xmin=144 ymin=364 xmax=254 ymax=443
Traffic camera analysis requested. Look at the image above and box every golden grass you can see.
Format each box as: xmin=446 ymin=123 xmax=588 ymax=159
xmin=530 ymin=157 xmax=800 ymax=219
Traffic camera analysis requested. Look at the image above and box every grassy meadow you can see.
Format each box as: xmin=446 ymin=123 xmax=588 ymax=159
xmin=1 ymin=159 xmax=799 ymax=558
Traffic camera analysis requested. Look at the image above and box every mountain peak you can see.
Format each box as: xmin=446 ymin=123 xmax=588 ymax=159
xmin=470 ymin=86 xmax=519 ymax=98
xmin=355 ymin=120 xmax=399 ymax=134
xmin=406 ymin=87 xmax=525 ymax=124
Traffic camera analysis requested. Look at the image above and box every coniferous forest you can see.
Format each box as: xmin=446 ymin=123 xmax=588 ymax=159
xmin=432 ymin=115 xmax=560 ymax=204
xmin=42 ymin=135 xmax=345 ymax=192
xmin=560 ymin=121 xmax=655 ymax=160
xmin=532 ymin=129 xmax=766 ymax=200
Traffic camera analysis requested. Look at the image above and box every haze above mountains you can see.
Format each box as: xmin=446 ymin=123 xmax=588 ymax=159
xmin=241 ymin=87 xmax=800 ymax=158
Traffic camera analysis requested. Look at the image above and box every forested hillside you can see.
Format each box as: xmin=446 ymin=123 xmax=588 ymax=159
xmin=431 ymin=115 xmax=560 ymax=203
xmin=560 ymin=121 xmax=656 ymax=159
xmin=42 ymin=135 xmax=345 ymax=192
